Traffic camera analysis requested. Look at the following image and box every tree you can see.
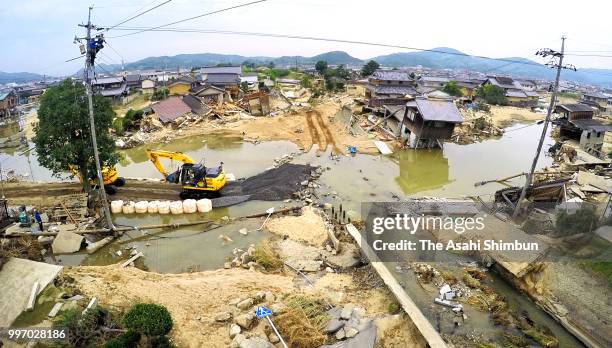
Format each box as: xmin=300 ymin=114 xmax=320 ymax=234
xmin=476 ymin=84 xmax=507 ymax=105
xmin=34 ymin=79 xmax=119 ymax=192
xmin=361 ymin=60 xmax=380 ymax=77
xmin=442 ymin=81 xmax=463 ymax=97
xmin=315 ymin=60 xmax=328 ymax=75
xmin=123 ymin=304 xmax=173 ymax=347
xmin=240 ymin=81 xmax=250 ymax=94
xmin=334 ymin=64 xmax=351 ymax=80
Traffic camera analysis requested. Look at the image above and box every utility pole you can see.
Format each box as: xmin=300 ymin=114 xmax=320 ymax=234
xmin=512 ymin=36 xmax=576 ymax=218
xmin=79 ymin=7 xmax=115 ymax=230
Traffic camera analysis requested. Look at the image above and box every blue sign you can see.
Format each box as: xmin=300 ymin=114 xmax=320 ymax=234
xmin=255 ymin=306 xmax=273 ymax=319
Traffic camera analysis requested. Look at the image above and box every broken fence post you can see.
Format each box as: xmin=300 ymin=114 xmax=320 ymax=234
xmin=48 ymin=302 xmax=64 ymax=318
xmin=82 ymin=297 xmax=97 ymax=315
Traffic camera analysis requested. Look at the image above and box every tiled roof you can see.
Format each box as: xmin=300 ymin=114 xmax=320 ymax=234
xmin=366 ymin=84 xmax=416 ymax=95
xmin=557 ymin=104 xmax=594 ymax=113
xmin=205 ymin=73 xmax=241 ymax=85
xmin=201 ymin=66 xmax=241 ymax=75
xmin=570 ymin=119 xmax=612 ymax=132
xmin=97 ymin=83 xmax=127 ymax=97
xmin=93 ymin=76 xmax=124 ymax=85
xmin=151 ymin=96 xmax=192 ymax=123
xmin=370 ymin=70 xmax=414 ymax=82
xmin=411 ymin=98 xmax=463 ymax=123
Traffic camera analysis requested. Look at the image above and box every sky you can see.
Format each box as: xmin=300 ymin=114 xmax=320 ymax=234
xmin=1 ymin=0 xmax=611 ymax=75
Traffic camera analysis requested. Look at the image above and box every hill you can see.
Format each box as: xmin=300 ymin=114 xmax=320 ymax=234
xmin=0 ymin=71 xmax=46 ymax=84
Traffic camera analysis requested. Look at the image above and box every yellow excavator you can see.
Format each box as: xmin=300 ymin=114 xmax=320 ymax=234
xmin=145 ymin=149 xmax=226 ymax=199
xmin=70 ymin=165 xmax=125 ymax=194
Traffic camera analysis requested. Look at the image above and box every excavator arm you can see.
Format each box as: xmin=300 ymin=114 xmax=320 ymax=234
xmin=146 ymin=149 xmax=195 ymax=178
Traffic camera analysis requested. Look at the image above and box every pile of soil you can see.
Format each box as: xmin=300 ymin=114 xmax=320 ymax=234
xmin=267 ymin=206 xmax=329 ymax=246
xmin=220 ymin=163 xmax=315 ymax=201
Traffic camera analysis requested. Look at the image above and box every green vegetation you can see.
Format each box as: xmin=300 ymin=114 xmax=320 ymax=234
xmin=474 ymin=117 xmax=487 ymax=130
xmin=252 ymin=239 xmax=283 ymax=271
xmin=582 ymin=261 xmax=612 ymax=286
xmin=54 ymin=307 xmax=126 ymax=348
xmin=123 ymin=303 xmax=173 ymax=339
xmin=152 ymin=87 xmax=168 ymax=101
xmin=442 ymin=81 xmax=463 ymax=97
xmin=33 ymin=79 xmax=119 ymax=192
xmin=315 ymin=60 xmax=328 ymax=75
xmin=524 ymin=329 xmax=559 ymax=347
xmin=557 ymin=91 xmax=581 ymax=100
xmin=361 ymin=60 xmax=380 ymax=77
xmin=276 ymin=295 xmax=329 ymax=348
xmin=240 ymin=81 xmax=250 ymax=94
xmin=555 ymin=205 xmax=599 ymax=236
xmin=300 ymin=75 xmax=312 ymax=88
xmin=476 ymin=84 xmax=507 ymax=105
xmin=476 ymin=101 xmax=491 ymax=112
xmin=112 ymin=109 xmax=144 ymax=136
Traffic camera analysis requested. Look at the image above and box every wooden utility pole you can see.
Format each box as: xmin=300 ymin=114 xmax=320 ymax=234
xmin=512 ymin=36 xmax=575 ymax=218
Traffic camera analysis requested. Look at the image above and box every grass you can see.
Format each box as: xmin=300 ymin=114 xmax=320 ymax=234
xmin=251 ymin=239 xmax=283 ymax=271
xmin=276 ymin=295 xmax=329 ymax=348
xmin=582 ymin=261 xmax=612 ymax=286
xmin=557 ymin=92 xmax=581 ymax=100
xmin=524 ymin=329 xmax=559 ymax=347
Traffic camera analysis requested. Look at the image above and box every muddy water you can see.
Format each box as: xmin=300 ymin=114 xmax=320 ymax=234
xmin=3 ymin=118 xmax=580 ymax=345
xmin=301 ymin=122 xmax=554 ymax=214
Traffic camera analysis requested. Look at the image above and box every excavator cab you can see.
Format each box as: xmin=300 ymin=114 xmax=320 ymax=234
xmin=146 ymin=149 xmax=226 ymax=199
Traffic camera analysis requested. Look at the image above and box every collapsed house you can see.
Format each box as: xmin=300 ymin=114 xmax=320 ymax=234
xmin=198 ymin=66 xmax=242 ymax=100
xmin=554 ymin=103 xmax=612 ymax=157
xmin=241 ymin=91 xmax=270 ymax=116
xmin=395 ymin=97 xmax=464 ymax=148
xmin=151 ymin=96 xmax=192 ymax=124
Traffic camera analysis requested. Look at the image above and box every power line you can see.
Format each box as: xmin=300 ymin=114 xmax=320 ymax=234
xmin=106 ymin=26 xmax=546 ymax=68
xmin=103 ymin=0 xmax=269 ymax=38
xmin=105 ymin=0 xmax=174 ymax=32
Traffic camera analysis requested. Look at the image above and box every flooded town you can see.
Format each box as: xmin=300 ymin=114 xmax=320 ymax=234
xmin=0 ymin=1 xmax=611 ymax=348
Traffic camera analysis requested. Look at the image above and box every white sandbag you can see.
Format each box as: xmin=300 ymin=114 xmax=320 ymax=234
xmin=147 ymin=201 xmax=159 ymax=214
xmin=110 ymin=200 xmax=123 ymax=214
xmin=182 ymin=199 xmax=197 ymax=213
xmin=158 ymin=201 xmax=170 ymax=215
xmin=170 ymin=201 xmax=183 ymax=215
xmin=135 ymin=201 xmax=148 ymax=214
xmin=196 ymin=198 xmax=212 ymax=213
xmin=122 ymin=201 xmax=135 ymax=214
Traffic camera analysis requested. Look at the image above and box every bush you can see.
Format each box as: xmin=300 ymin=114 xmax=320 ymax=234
xmin=112 ymin=118 xmax=124 ymax=136
xmin=476 ymin=101 xmax=490 ymax=112
xmin=474 ymin=117 xmax=487 ymax=130
xmin=123 ymin=303 xmax=173 ymax=338
xmin=555 ymin=205 xmax=599 ymax=236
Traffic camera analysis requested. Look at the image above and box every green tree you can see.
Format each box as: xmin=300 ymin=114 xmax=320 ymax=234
xmin=442 ymin=81 xmax=463 ymax=97
xmin=476 ymin=84 xmax=507 ymax=105
xmin=240 ymin=81 xmax=250 ymax=94
xmin=315 ymin=60 xmax=328 ymax=75
xmin=34 ymin=79 xmax=119 ymax=192
xmin=361 ymin=60 xmax=380 ymax=77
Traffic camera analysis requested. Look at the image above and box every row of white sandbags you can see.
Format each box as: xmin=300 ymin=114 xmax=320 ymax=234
xmin=110 ymin=199 xmax=212 ymax=215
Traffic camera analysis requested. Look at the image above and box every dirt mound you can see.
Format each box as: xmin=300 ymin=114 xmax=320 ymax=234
xmin=64 ymin=265 xmax=295 ymax=348
xmin=221 ymin=163 xmax=315 ymax=201
xmin=267 ymin=206 xmax=329 ymax=246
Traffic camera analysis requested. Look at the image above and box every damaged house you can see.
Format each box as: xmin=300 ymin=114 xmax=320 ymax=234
xmin=199 ymin=66 xmax=242 ymax=100
xmin=365 ymin=70 xmax=417 ymax=107
xmin=554 ymin=103 xmax=612 ymax=156
xmin=190 ymin=85 xmax=225 ymax=106
xmin=151 ymin=96 xmax=192 ymax=125
xmin=396 ymin=97 xmax=464 ymax=148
